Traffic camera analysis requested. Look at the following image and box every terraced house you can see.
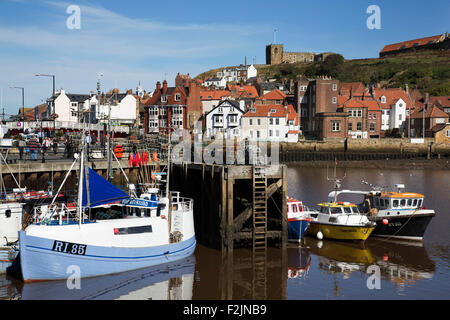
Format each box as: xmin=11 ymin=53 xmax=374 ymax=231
xmin=144 ymin=79 xmax=202 ymax=135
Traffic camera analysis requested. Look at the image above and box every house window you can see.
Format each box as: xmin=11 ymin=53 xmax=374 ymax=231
xmin=332 ymin=122 xmax=340 ymax=132
xmin=161 ymin=95 xmax=167 ymax=103
xmin=275 ymin=118 xmax=279 ymax=125
xmin=229 ymin=115 xmax=238 ymax=123
xmin=372 ymin=113 xmax=377 ymax=119
xmin=381 ymin=96 xmax=386 ymax=103
xmin=368 ymin=113 xmax=372 ymax=119
xmin=214 ymin=115 xmax=223 ymax=124
xmin=332 ymin=97 xmax=337 ymax=104
xmin=357 ymin=122 xmax=362 ymax=131
xmin=399 ymin=114 xmax=402 ymax=121
xmin=332 ymin=84 xmax=337 ymax=91
xmin=256 ymin=131 xmax=260 ymax=138
xmin=174 ymin=93 xmax=181 ymax=101
xmin=357 ymin=110 xmax=362 ymax=117
xmin=257 ymin=119 xmax=261 ymax=125
xmin=249 ymin=119 xmax=253 ymax=125
xmin=269 ymin=118 xmax=273 ymax=125
xmin=370 ymin=123 xmax=375 ymax=132
xmin=269 ymin=129 xmax=272 ymax=137
xmin=270 ymin=108 xmax=276 ymax=113
xmin=348 ymin=122 xmax=352 ymax=131
xmin=446 ymin=130 xmax=450 ymax=137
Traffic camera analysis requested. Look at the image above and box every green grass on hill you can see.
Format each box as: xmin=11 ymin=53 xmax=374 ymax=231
xmin=196 ymin=50 xmax=450 ymax=96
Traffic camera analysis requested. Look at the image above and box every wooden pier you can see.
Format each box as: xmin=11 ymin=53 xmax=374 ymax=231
xmin=170 ymin=162 xmax=288 ymax=253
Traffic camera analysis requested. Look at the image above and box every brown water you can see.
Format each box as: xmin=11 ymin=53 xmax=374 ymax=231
xmin=1 ymin=166 xmax=449 ymax=300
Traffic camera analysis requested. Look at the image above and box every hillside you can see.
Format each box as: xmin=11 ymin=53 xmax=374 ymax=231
xmin=196 ymin=50 xmax=450 ymax=96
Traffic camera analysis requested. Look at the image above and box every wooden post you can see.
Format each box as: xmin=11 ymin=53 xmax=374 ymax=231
xmin=226 ymin=170 xmax=234 ymax=254
xmin=221 ymin=166 xmax=227 ymax=254
xmin=281 ymin=165 xmax=287 ymax=250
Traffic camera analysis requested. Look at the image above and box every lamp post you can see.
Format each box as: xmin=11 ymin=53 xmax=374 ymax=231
xmin=35 ymin=74 xmax=55 ymax=96
xmin=9 ymin=86 xmax=24 ymax=121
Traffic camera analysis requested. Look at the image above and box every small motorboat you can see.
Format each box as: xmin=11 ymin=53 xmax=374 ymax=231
xmin=287 ymin=197 xmax=312 ymax=242
xmin=307 ymin=201 xmax=376 ymax=241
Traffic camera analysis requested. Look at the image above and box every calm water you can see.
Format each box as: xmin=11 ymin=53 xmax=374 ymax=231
xmin=1 ymin=166 xmax=449 ymax=300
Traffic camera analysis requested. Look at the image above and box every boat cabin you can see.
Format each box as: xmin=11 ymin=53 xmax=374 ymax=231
xmin=287 ymin=197 xmax=304 ymax=214
xmin=317 ymin=202 xmax=360 ymax=215
xmin=363 ymin=192 xmax=424 ymax=211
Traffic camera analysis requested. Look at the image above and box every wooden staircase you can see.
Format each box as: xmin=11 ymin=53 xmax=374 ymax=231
xmin=252 ymin=166 xmax=267 ymax=299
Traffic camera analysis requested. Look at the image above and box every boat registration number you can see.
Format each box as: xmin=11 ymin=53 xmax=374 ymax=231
xmin=52 ymin=240 xmax=87 ymax=256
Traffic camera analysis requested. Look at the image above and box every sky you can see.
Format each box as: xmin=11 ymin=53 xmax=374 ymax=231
xmin=0 ymin=0 xmax=449 ymax=116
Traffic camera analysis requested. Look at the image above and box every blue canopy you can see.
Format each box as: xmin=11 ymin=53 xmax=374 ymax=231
xmin=82 ymin=167 xmax=130 ymax=208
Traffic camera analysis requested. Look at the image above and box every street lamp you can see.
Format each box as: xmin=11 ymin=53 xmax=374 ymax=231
xmin=9 ymin=86 xmax=24 ymax=121
xmin=35 ymin=74 xmax=55 ymax=96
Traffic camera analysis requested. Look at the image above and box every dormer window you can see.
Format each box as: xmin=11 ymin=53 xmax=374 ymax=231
xmin=381 ymin=96 xmax=386 ymax=103
xmin=270 ymin=108 xmax=276 ymax=113
xmin=174 ymin=93 xmax=181 ymax=101
xmin=250 ymin=108 xmax=256 ymax=113
xmin=161 ymin=95 xmax=167 ymax=103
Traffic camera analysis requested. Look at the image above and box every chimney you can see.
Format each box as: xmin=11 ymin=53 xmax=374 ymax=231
xmin=156 ymin=81 xmax=161 ymax=91
xmin=162 ymin=80 xmax=168 ymax=94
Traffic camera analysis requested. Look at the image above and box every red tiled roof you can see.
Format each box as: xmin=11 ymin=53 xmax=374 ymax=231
xmin=341 ymin=98 xmax=381 ymax=111
xmin=200 ymin=90 xmax=231 ymax=100
xmin=410 ymin=105 xmax=450 ymax=119
xmin=380 ymin=34 xmax=442 ymax=53
xmin=243 ymin=104 xmax=292 ymax=118
xmin=372 ymin=88 xmax=414 ymax=110
xmin=227 ymin=84 xmax=259 ymax=98
xmin=263 ymin=89 xmax=286 ymax=100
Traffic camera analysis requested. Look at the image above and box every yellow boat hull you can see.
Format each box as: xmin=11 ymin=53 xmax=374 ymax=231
xmin=307 ymin=222 xmax=375 ymax=241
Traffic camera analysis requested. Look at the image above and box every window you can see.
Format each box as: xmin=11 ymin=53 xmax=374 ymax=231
xmin=369 ymin=123 xmax=375 ymax=132
xmin=357 ymin=110 xmax=362 ymax=117
xmin=270 ymin=108 xmax=276 ymax=113
xmin=249 ymin=119 xmax=253 ymax=125
xmin=446 ymin=130 xmax=450 ymax=138
xmin=214 ymin=115 xmax=223 ymax=124
xmin=269 ymin=129 xmax=272 ymax=137
xmin=257 ymin=119 xmax=261 ymax=125
xmin=291 ymin=204 xmax=298 ymax=212
xmin=269 ymin=118 xmax=273 ymax=125
xmin=381 ymin=96 xmax=386 ymax=103
xmin=256 ymin=131 xmax=260 ymax=138
xmin=332 ymin=121 xmax=340 ymax=132
xmin=418 ymin=199 xmax=423 ymax=208
xmin=357 ymin=122 xmax=362 ymax=131
xmin=393 ymin=200 xmax=399 ymax=208
xmin=229 ymin=115 xmax=237 ymax=123
xmin=348 ymin=122 xmax=352 ymax=131
xmin=161 ymin=95 xmax=167 ymax=103
xmin=372 ymin=113 xmax=377 ymax=119
xmin=276 ymin=130 xmax=279 ymax=137
xmin=368 ymin=113 xmax=372 ymax=120
xmin=332 ymin=97 xmax=337 ymax=104
xmin=400 ymin=199 xmax=406 ymax=207
xmin=332 ymin=83 xmax=337 ymax=91
xmin=174 ymin=93 xmax=181 ymax=101
xmin=399 ymin=114 xmax=402 ymax=121
xmin=275 ymin=118 xmax=279 ymax=125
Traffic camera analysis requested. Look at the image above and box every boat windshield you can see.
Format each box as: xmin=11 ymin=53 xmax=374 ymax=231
xmin=330 ymin=207 xmax=342 ymax=214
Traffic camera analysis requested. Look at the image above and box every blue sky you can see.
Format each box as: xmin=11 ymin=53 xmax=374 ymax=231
xmin=0 ymin=0 xmax=449 ymax=116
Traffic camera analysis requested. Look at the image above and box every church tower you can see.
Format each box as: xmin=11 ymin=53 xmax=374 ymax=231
xmin=266 ymin=44 xmax=284 ymax=65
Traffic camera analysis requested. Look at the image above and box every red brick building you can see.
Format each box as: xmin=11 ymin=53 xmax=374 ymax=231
xmin=144 ymin=79 xmax=202 ymax=134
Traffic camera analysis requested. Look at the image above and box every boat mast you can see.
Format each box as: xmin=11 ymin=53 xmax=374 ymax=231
xmin=77 ymin=147 xmax=84 ymax=226
xmin=165 ymin=127 xmax=171 ymax=197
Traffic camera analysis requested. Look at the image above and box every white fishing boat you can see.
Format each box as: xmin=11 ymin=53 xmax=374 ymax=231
xmin=19 ymin=138 xmax=196 ymax=282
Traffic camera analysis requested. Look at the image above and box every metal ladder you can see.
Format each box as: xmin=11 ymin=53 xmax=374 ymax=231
xmin=252 ymin=166 xmax=267 ymax=299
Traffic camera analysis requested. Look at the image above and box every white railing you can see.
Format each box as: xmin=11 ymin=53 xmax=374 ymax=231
xmin=4 ymin=121 xmax=130 ymax=133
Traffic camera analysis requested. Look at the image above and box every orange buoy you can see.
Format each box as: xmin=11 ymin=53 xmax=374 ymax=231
xmin=153 ymin=152 xmax=158 ymax=162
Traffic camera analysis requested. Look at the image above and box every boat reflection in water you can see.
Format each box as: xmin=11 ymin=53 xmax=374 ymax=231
xmin=287 ymin=245 xmax=311 ymax=280
xmin=303 ymin=236 xmax=435 ymax=288
xmin=15 ymin=255 xmax=195 ymax=300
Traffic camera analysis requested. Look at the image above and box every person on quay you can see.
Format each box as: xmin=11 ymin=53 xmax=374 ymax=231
xmin=27 ymin=135 xmax=41 ymax=161
xmin=18 ymin=136 xmax=26 ymax=161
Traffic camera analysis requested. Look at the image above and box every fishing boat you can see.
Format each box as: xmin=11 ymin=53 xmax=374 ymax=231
xmin=287 ymin=197 xmax=312 ymax=242
xmin=306 ymin=163 xmax=376 ymax=242
xmin=19 ymin=137 xmax=196 ymax=282
xmin=0 ymin=151 xmax=24 ymax=274
xmin=307 ymin=201 xmax=376 ymax=241
xmin=329 ymin=183 xmax=436 ymax=241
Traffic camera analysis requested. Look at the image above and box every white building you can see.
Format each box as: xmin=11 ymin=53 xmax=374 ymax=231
xmin=217 ymin=64 xmax=257 ymax=82
xmin=241 ymin=104 xmax=299 ymax=142
xmin=204 ymin=77 xmax=227 ymax=89
xmin=200 ymin=90 xmax=231 ymax=114
xmin=97 ymin=92 xmax=137 ymax=125
xmin=205 ymin=99 xmax=245 ymax=139
xmin=46 ymin=89 xmax=98 ymax=123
